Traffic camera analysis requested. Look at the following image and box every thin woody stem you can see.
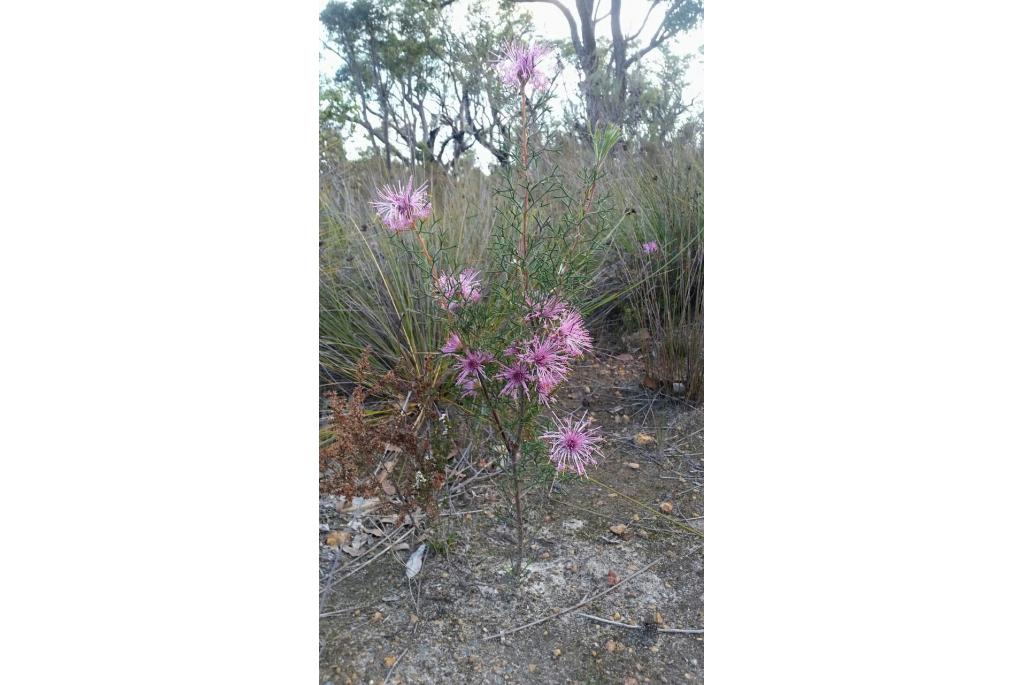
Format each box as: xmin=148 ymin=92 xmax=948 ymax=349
xmin=475 ymin=369 xmax=525 ymax=574
xmin=414 ymin=228 xmax=435 ymax=278
xmin=519 ymin=87 xmax=530 ymax=295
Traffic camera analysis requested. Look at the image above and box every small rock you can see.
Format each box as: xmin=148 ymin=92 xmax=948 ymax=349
xmin=612 ymin=612 xmax=622 ymax=621
xmin=552 ymin=648 xmax=562 ymax=658
xmin=626 ymin=462 xmax=640 ymax=469
xmin=654 ymin=611 xmax=665 ymax=625
xmin=528 ymin=664 xmax=537 ymax=674
xmin=624 ymin=678 xmax=640 ymax=685
xmin=659 ymin=502 xmax=673 ymax=514
xmin=605 ymin=639 xmax=619 ymax=653
xmin=371 ymin=611 xmax=384 ymax=623
xmin=383 ymin=655 xmax=397 ymax=668
xmin=609 ymin=524 xmax=628 ymax=536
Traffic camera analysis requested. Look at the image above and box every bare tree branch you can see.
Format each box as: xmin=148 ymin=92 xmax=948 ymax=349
xmin=625 ymin=1 xmax=661 ymax=43
xmin=511 ymin=0 xmax=584 ymax=56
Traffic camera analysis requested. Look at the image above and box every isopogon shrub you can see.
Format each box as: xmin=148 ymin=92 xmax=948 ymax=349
xmin=369 ymin=41 xmax=619 ymax=575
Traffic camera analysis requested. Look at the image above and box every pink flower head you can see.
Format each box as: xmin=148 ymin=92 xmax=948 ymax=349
xmin=435 ymin=269 xmax=483 ymax=311
xmin=441 ymin=332 xmax=462 ymax=355
xmin=455 ymin=349 xmax=493 ymax=387
xmin=497 ymin=361 xmax=533 ymax=399
xmin=537 ymin=377 xmax=557 ymax=405
xmin=526 ymin=294 xmax=567 ymax=323
xmin=459 ymin=378 xmax=479 ymax=398
xmin=554 ymin=308 xmax=593 ymax=358
xmin=495 ymin=41 xmax=552 ymax=90
xmin=458 ymin=268 xmax=483 ymax=304
xmin=503 ymin=344 xmax=520 ymax=358
xmin=434 ymin=272 xmax=459 ymax=311
xmin=642 ymin=241 xmax=659 ymax=254
xmin=541 ymin=413 xmax=603 ymax=476
xmin=371 ymin=176 xmax=431 ymax=232
xmin=519 ymin=335 xmax=569 ymax=388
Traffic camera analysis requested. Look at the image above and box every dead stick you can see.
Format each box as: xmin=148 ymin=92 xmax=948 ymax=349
xmin=577 ymin=613 xmax=704 ymax=634
xmin=482 ymin=557 xmax=664 ymax=641
xmin=382 ymin=645 xmax=410 ymax=685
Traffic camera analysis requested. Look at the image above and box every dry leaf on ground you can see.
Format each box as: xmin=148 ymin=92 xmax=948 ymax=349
xmin=325 ymin=530 xmax=351 ymax=548
xmin=633 ymin=432 xmax=656 ymax=447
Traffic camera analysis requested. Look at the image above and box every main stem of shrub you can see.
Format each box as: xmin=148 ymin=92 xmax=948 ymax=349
xmin=476 ymin=369 xmax=525 ymax=576
xmin=519 ymin=87 xmax=530 ymax=295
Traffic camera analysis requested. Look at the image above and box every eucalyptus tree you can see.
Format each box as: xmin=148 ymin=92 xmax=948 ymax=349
xmin=321 ymin=0 xmax=533 ymax=171
xmin=508 ymin=0 xmax=702 ymax=131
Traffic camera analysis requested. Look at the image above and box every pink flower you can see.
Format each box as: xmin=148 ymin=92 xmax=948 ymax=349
xmin=554 ymin=308 xmax=593 ymax=358
xmin=519 ymin=336 xmax=569 ymax=388
xmin=371 ymin=177 xmax=431 ymax=232
xmin=495 ymin=41 xmax=552 ymax=90
xmin=441 ymin=332 xmax=462 ymax=355
xmin=541 ymin=413 xmax=603 ymax=476
xmin=642 ymin=241 xmax=659 ymax=254
xmin=435 ymin=269 xmax=483 ymax=311
xmin=459 ymin=378 xmax=479 ymax=398
xmin=526 ymin=294 xmax=567 ymax=323
xmin=435 ymin=272 xmax=460 ymax=311
xmin=458 ymin=269 xmax=483 ymax=304
xmin=497 ymin=361 xmax=533 ymax=399
xmin=537 ymin=377 xmax=557 ymax=405
xmin=455 ymin=349 xmax=493 ymax=387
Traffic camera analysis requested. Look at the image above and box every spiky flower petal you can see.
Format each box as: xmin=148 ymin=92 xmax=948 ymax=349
xmin=442 ymin=332 xmax=462 ymax=355
xmin=436 ymin=269 xmax=483 ymax=311
xmin=497 ymin=361 xmax=533 ymax=399
xmin=553 ymin=308 xmax=593 ymax=358
xmin=519 ymin=335 xmax=569 ymax=388
xmin=495 ymin=41 xmax=552 ymax=90
xmin=455 ymin=349 xmax=493 ymax=388
xmin=370 ymin=177 xmax=431 ymax=232
xmin=541 ymin=413 xmax=603 ymax=476
xmin=526 ymin=294 xmax=567 ymax=323
xmin=458 ymin=268 xmax=483 ymax=304
xmin=642 ymin=241 xmax=659 ymax=254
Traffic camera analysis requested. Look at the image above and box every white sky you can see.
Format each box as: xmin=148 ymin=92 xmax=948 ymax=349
xmin=319 ymin=0 xmax=704 ymax=160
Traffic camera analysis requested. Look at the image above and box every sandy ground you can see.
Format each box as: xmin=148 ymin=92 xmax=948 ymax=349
xmin=320 ymin=356 xmax=704 ymax=684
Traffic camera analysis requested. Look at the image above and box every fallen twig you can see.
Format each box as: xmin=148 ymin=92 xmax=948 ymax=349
xmin=578 ymin=612 xmax=704 ymax=634
xmin=382 ymin=645 xmax=409 ymax=685
xmin=483 ymin=557 xmax=664 ymax=641
xmin=440 ymin=509 xmax=485 ymax=517
xmin=319 ymin=596 xmax=401 ymax=618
